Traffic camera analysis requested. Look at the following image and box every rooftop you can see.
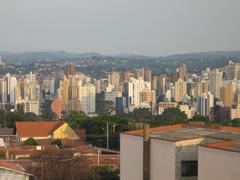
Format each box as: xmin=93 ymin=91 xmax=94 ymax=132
xmin=124 ymin=122 xmax=240 ymax=153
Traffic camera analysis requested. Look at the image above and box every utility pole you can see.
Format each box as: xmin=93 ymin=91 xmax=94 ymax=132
xmin=4 ymin=105 xmax=7 ymax=128
xmin=106 ymin=122 xmax=109 ymax=149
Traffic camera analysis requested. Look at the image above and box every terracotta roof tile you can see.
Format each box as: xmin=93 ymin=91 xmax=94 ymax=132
xmin=16 ymin=121 xmax=65 ymax=138
xmin=0 ymin=160 xmax=26 ymax=172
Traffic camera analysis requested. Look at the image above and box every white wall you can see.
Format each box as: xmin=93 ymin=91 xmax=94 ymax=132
xmin=120 ymin=134 xmax=143 ymax=180
xmin=199 ymin=146 xmax=240 ymax=180
xmin=0 ymin=169 xmax=29 ymax=180
xmin=150 ymin=138 xmax=176 ymax=180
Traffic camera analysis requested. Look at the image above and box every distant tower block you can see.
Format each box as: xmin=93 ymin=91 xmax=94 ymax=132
xmin=66 ymin=64 xmax=77 ymax=77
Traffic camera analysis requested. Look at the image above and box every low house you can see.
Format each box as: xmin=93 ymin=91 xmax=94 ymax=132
xmin=15 ymin=121 xmax=80 ymax=142
xmin=0 ymin=128 xmax=16 ymax=143
xmin=0 ymin=161 xmax=33 ymax=180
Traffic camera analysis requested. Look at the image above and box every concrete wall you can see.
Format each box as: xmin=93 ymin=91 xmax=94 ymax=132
xmin=150 ymin=138 xmax=176 ymax=180
xmin=175 ymin=138 xmax=204 ymax=180
xmin=199 ymin=146 xmax=240 ymax=180
xmin=120 ymin=134 xmax=143 ymax=180
xmin=0 ymin=169 xmax=29 ymax=180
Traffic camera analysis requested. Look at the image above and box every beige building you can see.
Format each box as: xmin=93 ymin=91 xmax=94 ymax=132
xmin=158 ymin=102 xmax=178 ymax=114
xmin=139 ymin=88 xmax=156 ymax=107
xmin=59 ymin=75 xmax=69 ymax=104
xmin=196 ymin=80 xmax=209 ymax=96
xmin=220 ymin=84 xmax=233 ymax=107
xmin=120 ymin=122 xmax=240 ymax=180
xmin=230 ymin=106 xmax=240 ymax=119
xmin=174 ymin=78 xmax=187 ymax=102
xmin=209 ymin=69 xmax=223 ymax=99
xmin=108 ymin=71 xmax=121 ymax=87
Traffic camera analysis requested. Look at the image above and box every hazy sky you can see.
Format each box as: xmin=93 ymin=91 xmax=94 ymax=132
xmin=0 ymin=0 xmax=240 ymax=56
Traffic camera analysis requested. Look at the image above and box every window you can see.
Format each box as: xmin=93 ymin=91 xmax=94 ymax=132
xmin=181 ymin=160 xmax=198 ymax=177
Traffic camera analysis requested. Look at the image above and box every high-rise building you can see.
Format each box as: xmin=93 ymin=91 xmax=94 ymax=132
xmin=174 ymin=78 xmax=187 ymax=102
xmin=108 ymin=71 xmax=121 ymax=87
xmin=58 ymin=76 xmax=69 ymax=104
xmin=209 ymin=69 xmax=223 ymax=99
xmin=196 ymin=92 xmax=214 ymax=116
xmin=220 ymin=84 xmax=233 ymax=107
xmin=158 ymin=75 xmax=166 ymax=96
xmin=66 ymin=64 xmax=77 ymax=77
xmin=144 ymin=67 xmax=152 ymax=82
xmin=139 ymin=88 xmax=156 ymax=108
xmin=127 ymin=77 xmax=151 ymax=108
xmin=78 ymin=83 xmax=96 ymax=114
xmin=177 ymin=64 xmax=188 ymax=81
xmin=0 ymin=78 xmax=7 ymax=103
xmin=196 ymin=80 xmax=209 ymax=96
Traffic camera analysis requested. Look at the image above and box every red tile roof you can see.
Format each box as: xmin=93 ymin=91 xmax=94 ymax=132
xmin=16 ymin=121 xmax=65 ymax=138
xmin=203 ymin=140 xmax=237 ymax=149
xmin=0 ymin=160 xmax=25 ymax=172
xmin=124 ymin=122 xmax=240 ymax=135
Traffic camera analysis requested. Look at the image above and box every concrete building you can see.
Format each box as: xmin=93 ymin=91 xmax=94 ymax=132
xmin=178 ymin=64 xmax=188 ymax=81
xmin=139 ymin=88 xmax=156 ymax=107
xmin=108 ymin=71 xmax=121 ymax=87
xmin=220 ymin=84 xmax=233 ymax=107
xmin=229 ymin=106 xmax=240 ymax=119
xmin=17 ymin=99 xmax=40 ymax=115
xmin=0 ymin=161 xmax=33 ymax=180
xmin=158 ymin=102 xmax=178 ymax=114
xmin=127 ymin=77 xmax=151 ymax=108
xmin=209 ymin=69 xmax=223 ymax=99
xmin=174 ymin=78 xmax=187 ymax=102
xmin=79 ymin=83 xmax=96 ymax=114
xmin=196 ymin=92 xmax=214 ymax=116
xmin=120 ymin=122 xmax=240 ymax=180
xmin=179 ymin=105 xmax=195 ymax=119
xmin=195 ymin=80 xmax=209 ymax=96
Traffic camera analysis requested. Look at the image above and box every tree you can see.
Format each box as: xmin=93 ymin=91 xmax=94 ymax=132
xmin=0 ymin=110 xmax=38 ymax=128
xmin=95 ymin=166 xmax=120 ymax=180
xmin=130 ymin=108 xmax=152 ymax=123
xmin=191 ymin=114 xmax=210 ymax=122
xmin=23 ymin=137 xmax=38 ymax=146
xmin=152 ymin=108 xmax=187 ymax=127
xmin=96 ymin=92 xmax=115 ymax=115
xmin=63 ymin=112 xmax=88 ymax=128
xmin=231 ymin=118 xmax=240 ymax=127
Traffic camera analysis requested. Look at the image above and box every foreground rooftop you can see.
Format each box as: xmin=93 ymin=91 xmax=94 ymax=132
xmin=124 ymin=122 xmax=240 ymax=153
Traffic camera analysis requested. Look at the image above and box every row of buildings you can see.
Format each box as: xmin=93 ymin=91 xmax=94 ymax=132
xmin=1 ymin=61 xmax=240 ymax=120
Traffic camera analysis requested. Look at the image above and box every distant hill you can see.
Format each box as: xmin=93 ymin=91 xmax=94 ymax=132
xmin=1 ymin=50 xmax=240 ymax=73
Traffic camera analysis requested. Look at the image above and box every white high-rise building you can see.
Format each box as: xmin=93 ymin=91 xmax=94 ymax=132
xmin=196 ymin=92 xmax=214 ymax=116
xmin=127 ymin=77 xmax=151 ymax=108
xmin=78 ymin=83 xmax=96 ymax=114
xmin=0 ymin=78 xmax=7 ymax=103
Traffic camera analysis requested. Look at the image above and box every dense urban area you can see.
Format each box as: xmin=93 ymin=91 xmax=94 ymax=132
xmin=0 ymin=51 xmax=240 ymax=180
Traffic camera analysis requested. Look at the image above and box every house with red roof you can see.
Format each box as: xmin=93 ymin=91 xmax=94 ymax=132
xmin=0 ymin=160 xmax=33 ymax=180
xmin=15 ymin=121 xmax=80 ymax=142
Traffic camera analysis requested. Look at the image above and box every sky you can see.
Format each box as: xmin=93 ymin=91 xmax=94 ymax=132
xmin=0 ymin=0 xmax=240 ymax=56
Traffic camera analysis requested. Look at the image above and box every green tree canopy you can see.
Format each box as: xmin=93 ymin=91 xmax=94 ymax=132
xmin=152 ymin=108 xmax=187 ymax=127
xmin=23 ymin=137 xmax=38 ymax=146
xmin=191 ymin=114 xmax=210 ymax=122
xmin=231 ymin=118 xmax=240 ymax=127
